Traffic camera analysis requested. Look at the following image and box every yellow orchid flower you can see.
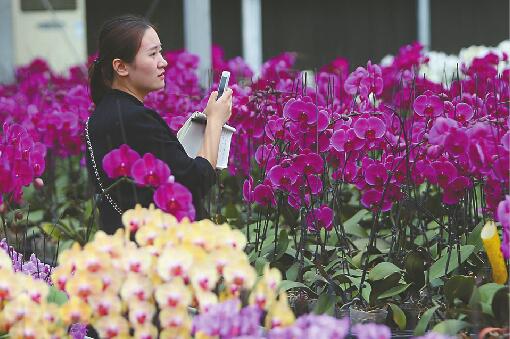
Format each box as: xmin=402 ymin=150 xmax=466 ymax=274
xmin=157 ymin=246 xmax=194 ymax=282
xmin=57 ymin=242 xmax=82 ymax=271
xmin=3 ymin=294 xmax=42 ymax=328
xmin=0 ymin=250 xmax=12 ymax=271
xmin=121 ymin=246 xmax=154 ymax=275
xmin=249 ymin=280 xmax=276 ymax=310
xmin=160 ymin=327 xmax=192 ymax=339
xmin=262 ymin=264 xmax=283 ymax=292
xmin=482 ymin=220 xmax=508 ymax=284
xmin=209 ymin=248 xmax=248 ymax=275
xmin=122 ymin=203 xmax=150 ymax=235
xmin=183 ymin=221 xmax=217 ymax=251
xmin=89 ymin=293 xmax=122 ymax=318
xmin=8 ymin=317 xmax=46 ymax=339
xmin=190 ymin=259 xmax=219 ymax=292
xmin=18 ymin=275 xmax=49 ymax=304
xmin=217 ymin=225 xmax=247 ymax=251
xmin=147 ymin=204 xmax=179 ymax=230
xmin=50 ymin=262 xmax=73 ymax=291
xmin=223 ymin=260 xmax=257 ymax=294
xmin=87 ymin=229 xmax=126 ymax=261
xmin=159 ymin=307 xmax=192 ymax=331
xmin=65 ymin=271 xmax=103 ymax=301
xmin=95 ymin=314 xmax=130 ymax=338
xmin=99 ymin=270 xmax=125 ymax=294
xmin=194 ymin=332 xmax=216 ymax=339
xmin=41 ymin=302 xmax=61 ymax=332
xmin=195 ymin=291 xmax=219 ymax=313
xmin=265 ymin=292 xmax=295 ymax=329
xmin=135 ymin=223 xmax=162 ymax=247
xmin=127 ymin=300 xmax=156 ymax=328
xmin=59 ymin=296 xmax=92 ymax=325
xmin=120 ymin=273 xmax=154 ymax=303
xmin=0 ymin=268 xmax=21 ymax=303
xmin=75 ymin=248 xmax=111 ymax=274
xmin=155 ymin=278 xmax=192 ymax=309
xmin=134 ymin=323 xmax=158 ymax=339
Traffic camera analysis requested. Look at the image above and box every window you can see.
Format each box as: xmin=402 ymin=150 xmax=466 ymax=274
xmin=21 ymin=0 xmax=77 ymax=11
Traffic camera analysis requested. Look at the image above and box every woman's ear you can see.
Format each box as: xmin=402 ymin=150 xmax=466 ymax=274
xmin=112 ymin=58 xmax=129 ymax=77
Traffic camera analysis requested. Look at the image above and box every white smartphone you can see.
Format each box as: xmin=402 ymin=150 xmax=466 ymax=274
xmin=216 ymin=71 xmax=230 ymax=100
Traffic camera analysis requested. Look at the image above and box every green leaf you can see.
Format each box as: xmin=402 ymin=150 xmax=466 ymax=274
xmin=432 ymin=320 xmax=470 ymax=335
xmin=343 ymin=209 xmax=369 ymax=230
xmin=26 ymin=209 xmax=44 ymax=223
xmin=479 ymin=283 xmax=505 ymax=305
xmin=271 ymin=229 xmax=289 ymax=261
xmin=286 ymin=262 xmax=299 ymax=281
xmin=254 ymin=257 xmax=267 ymax=275
xmin=378 ymin=283 xmax=412 ymax=300
xmin=428 ymin=245 xmax=475 ymax=281
xmin=444 ymin=275 xmax=475 ymax=306
xmin=314 ymin=293 xmax=337 ymax=315
xmin=388 ymin=302 xmax=407 ymax=330
xmin=368 ymin=262 xmax=402 ymax=281
xmin=467 ymin=220 xmax=485 ymax=252
xmin=361 ymin=282 xmax=371 ymax=304
xmin=277 ymin=280 xmax=312 ymax=293
xmin=47 ymin=285 xmax=68 ymax=306
xmin=405 ymin=251 xmax=425 ymax=289
xmin=414 ymin=305 xmax=439 ymax=336
xmin=41 ymin=222 xmax=64 ymax=241
xmin=492 ymin=288 xmax=510 ymax=324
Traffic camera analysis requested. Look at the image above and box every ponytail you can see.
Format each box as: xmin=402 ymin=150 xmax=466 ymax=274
xmin=88 ymin=59 xmax=110 ymax=105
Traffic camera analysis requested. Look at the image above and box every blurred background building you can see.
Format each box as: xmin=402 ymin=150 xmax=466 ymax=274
xmin=0 ymin=0 xmax=508 ymax=83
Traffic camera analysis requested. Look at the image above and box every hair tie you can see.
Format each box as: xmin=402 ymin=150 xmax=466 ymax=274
xmin=93 ymin=57 xmax=102 ymax=65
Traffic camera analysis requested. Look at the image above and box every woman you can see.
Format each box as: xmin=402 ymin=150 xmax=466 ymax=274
xmin=86 ymin=15 xmax=232 ymax=234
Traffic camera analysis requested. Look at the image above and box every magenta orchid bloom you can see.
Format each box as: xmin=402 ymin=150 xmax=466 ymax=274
xmin=293 ymin=152 xmax=324 ymax=176
xmin=353 ymin=116 xmax=386 ymax=140
xmin=330 ymin=128 xmax=364 ymax=152
xmin=283 ymin=97 xmax=318 ymax=125
xmin=267 ymin=165 xmax=298 ymax=192
xmin=413 ymin=91 xmax=444 ymax=118
xmin=253 ymin=183 xmax=276 ymax=207
xmin=497 ymin=195 xmax=510 ymax=259
xmin=444 ymin=128 xmax=469 ymax=156
xmin=427 ymin=117 xmax=460 ymax=145
xmin=102 ymin=144 xmax=141 ymax=179
xmin=154 ymin=179 xmax=195 ymax=221
xmin=131 ymin=153 xmax=171 ymax=187
xmin=306 ymin=205 xmax=334 ymax=232
xmin=364 ymin=163 xmax=388 ymax=186
xmin=361 ymin=189 xmax=392 ymax=212
xmin=443 ymin=176 xmax=472 ymax=205
xmin=242 ymin=176 xmax=255 ymax=203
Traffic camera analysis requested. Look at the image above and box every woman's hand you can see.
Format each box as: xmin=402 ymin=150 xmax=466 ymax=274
xmin=203 ymin=89 xmax=233 ymax=126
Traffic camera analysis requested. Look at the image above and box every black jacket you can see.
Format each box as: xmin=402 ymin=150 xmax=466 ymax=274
xmin=85 ymin=89 xmax=216 ymax=234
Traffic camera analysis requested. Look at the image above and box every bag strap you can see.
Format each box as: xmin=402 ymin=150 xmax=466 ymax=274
xmin=85 ymin=117 xmax=123 ymax=215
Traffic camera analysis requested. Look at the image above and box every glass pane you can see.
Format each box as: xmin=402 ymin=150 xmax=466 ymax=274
xmin=21 ymin=0 xmax=77 ymax=11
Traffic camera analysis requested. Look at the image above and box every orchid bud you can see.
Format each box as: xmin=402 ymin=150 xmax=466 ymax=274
xmin=15 ymin=211 xmax=23 ymax=221
xmin=34 ymin=178 xmax=44 ymax=189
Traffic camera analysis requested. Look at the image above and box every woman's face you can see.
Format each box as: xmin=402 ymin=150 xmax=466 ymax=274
xmin=126 ymin=27 xmax=168 ymax=97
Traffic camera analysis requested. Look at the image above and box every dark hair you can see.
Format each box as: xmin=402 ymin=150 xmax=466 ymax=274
xmin=88 ymin=15 xmax=155 ymax=105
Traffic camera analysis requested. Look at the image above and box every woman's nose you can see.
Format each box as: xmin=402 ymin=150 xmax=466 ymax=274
xmin=160 ymin=56 xmax=168 ymax=68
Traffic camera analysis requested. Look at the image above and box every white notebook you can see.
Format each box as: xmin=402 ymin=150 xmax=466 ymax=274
xmin=177 ymin=112 xmax=236 ymax=169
